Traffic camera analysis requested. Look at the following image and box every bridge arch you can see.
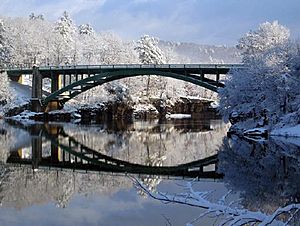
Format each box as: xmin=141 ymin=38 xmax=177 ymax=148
xmin=6 ymin=123 xmax=221 ymax=178
xmin=44 ymin=69 xmax=221 ymax=106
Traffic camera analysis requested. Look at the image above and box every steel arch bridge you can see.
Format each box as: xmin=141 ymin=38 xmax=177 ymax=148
xmin=4 ymin=64 xmax=244 ymax=112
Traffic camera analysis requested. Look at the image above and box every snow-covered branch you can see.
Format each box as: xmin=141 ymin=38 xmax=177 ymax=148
xmin=130 ymin=176 xmax=300 ymax=226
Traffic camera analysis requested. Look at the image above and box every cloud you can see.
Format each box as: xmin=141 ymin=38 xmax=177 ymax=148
xmin=0 ymin=0 xmax=107 ymax=20
xmin=0 ymin=0 xmax=299 ymax=45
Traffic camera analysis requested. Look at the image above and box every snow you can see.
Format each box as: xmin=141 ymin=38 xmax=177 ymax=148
xmin=167 ymin=114 xmax=191 ymax=119
xmin=132 ymin=177 xmax=300 ymax=226
xmin=180 ymin=95 xmax=212 ymax=101
xmin=0 ymin=13 xmax=230 ymax=111
xmin=134 ymin=103 xmax=158 ymax=113
xmin=210 ymin=101 xmax=219 ymax=108
xmin=244 ymin=127 xmax=268 ymax=136
xmin=10 ymin=110 xmax=39 ymax=122
xmin=218 ymin=20 xmax=300 ymax=138
xmin=271 ymin=124 xmax=300 ymax=137
xmin=9 ymin=81 xmax=31 ymax=99
xmin=272 ymin=136 xmax=300 ymax=147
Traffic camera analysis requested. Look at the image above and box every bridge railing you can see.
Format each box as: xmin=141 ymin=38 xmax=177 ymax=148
xmin=4 ymin=63 xmax=245 ymax=71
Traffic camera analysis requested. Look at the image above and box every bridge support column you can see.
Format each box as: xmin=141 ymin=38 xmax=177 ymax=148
xmin=51 ymin=73 xmax=61 ymax=93
xmin=31 ymin=66 xmax=43 ymax=112
xmin=201 ymin=71 xmax=205 ymax=80
xmin=45 ymin=73 xmax=62 ymax=112
xmin=216 ymin=72 xmax=220 ymax=85
xmin=10 ymin=74 xmax=23 ymax=84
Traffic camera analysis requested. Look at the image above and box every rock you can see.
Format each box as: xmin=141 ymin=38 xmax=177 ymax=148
xmin=79 ymin=101 xmax=134 ymax=123
xmin=4 ymin=103 xmax=30 ymax=117
xmin=29 ymin=112 xmax=71 ymax=122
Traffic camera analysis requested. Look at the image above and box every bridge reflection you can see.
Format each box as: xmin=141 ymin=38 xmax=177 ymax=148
xmin=7 ymin=123 xmax=222 ymax=179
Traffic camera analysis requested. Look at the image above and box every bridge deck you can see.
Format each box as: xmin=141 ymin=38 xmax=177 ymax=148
xmin=5 ymin=64 xmax=244 ymax=77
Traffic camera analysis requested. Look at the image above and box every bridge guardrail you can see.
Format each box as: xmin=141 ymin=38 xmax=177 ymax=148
xmin=3 ymin=63 xmax=245 ymax=72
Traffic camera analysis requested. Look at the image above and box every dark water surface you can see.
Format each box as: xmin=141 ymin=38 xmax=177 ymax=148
xmin=0 ymin=119 xmax=299 ymax=226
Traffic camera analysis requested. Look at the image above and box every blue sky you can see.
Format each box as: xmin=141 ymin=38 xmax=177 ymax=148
xmin=0 ymin=0 xmax=299 ymax=45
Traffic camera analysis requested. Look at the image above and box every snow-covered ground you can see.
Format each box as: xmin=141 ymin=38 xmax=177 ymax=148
xmin=9 ymin=81 xmax=31 ymax=106
xmin=166 ymin=114 xmax=191 ymax=119
xmin=241 ymin=125 xmax=300 ymax=138
xmin=243 ymin=127 xmax=268 ymax=136
xmin=271 ymin=124 xmax=300 ymax=137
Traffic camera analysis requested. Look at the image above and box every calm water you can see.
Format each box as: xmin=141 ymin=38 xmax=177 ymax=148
xmin=0 ymin=119 xmax=299 ymax=226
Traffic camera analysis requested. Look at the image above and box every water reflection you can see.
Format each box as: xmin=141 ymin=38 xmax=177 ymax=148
xmin=6 ymin=121 xmax=221 ymax=179
xmin=218 ymin=135 xmax=300 ymax=216
xmin=0 ymin=119 xmax=225 ymax=211
xmin=0 ymin=119 xmax=298 ymax=225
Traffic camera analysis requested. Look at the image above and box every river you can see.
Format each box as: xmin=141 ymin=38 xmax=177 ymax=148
xmin=0 ymin=118 xmax=299 ymax=226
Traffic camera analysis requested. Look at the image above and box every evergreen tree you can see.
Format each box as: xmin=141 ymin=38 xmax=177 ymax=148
xmin=78 ymin=24 xmax=94 ymax=36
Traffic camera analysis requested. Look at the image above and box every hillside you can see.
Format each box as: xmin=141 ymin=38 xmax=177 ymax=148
xmin=159 ymin=41 xmax=241 ymax=63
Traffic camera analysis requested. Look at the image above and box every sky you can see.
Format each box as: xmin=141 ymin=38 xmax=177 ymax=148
xmin=0 ymin=0 xmax=299 ymax=46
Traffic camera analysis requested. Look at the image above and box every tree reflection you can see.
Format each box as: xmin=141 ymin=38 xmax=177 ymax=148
xmin=134 ymin=136 xmax=300 ymax=225
xmin=218 ymin=136 xmax=300 ymax=215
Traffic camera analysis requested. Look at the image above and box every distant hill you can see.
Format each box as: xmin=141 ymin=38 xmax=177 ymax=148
xmin=159 ymin=40 xmax=241 ymax=64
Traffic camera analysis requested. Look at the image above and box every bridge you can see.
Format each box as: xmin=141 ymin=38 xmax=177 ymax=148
xmin=7 ymin=122 xmax=223 ymax=179
xmin=4 ymin=64 xmax=244 ymax=112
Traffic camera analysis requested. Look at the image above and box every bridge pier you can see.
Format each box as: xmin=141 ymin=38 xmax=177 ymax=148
xmin=10 ymin=74 xmax=23 ymax=84
xmin=31 ymin=66 xmax=43 ymax=112
xmin=45 ymin=73 xmax=62 ymax=112
xmin=51 ymin=73 xmax=61 ymax=93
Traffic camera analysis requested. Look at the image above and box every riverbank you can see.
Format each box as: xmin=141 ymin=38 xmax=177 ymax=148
xmin=4 ymin=96 xmax=220 ymax=124
xmin=271 ymin=124 xmax=300 ymax=137
xmin=228 ymin=120 xmax=300 ymax=138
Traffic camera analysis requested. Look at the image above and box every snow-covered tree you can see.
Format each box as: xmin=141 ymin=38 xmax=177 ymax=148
xmin=135 ymin=35 xmax=166 ymax=98
xmin=0 ymin=19 xmax=10 ymax=68
xmin=98 ymin=32 xmax=129 ymax=64
xmin=53 ymin=11 xmax=77 ymax=65
xmin=237 ymin=21 xmax=290 ymax=64
xmin=70 ymin=31 xmax=138 ymax=107
xmin=3 ymin=16 xmax=53 ymax=67
xmin=0 ymin=72 xmax=13 ymax=111
xmin=77 ymin=23 xmax=97 ymax=65
xmin=135 ymin=35 xmax=165 ymax=64
xmin=219 ymin=21 xmax=300 ymax=129
xmin=29 ymin=13 xmax=44 ymax=21
xmin=78 ymin=23 xmax=94 ymax=35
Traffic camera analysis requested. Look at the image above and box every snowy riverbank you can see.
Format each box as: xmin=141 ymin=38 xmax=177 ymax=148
xmin=232 ymin=124 xmax=300 ymax=139
xmin=271 ymin=124 xmax=300 ymax=137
